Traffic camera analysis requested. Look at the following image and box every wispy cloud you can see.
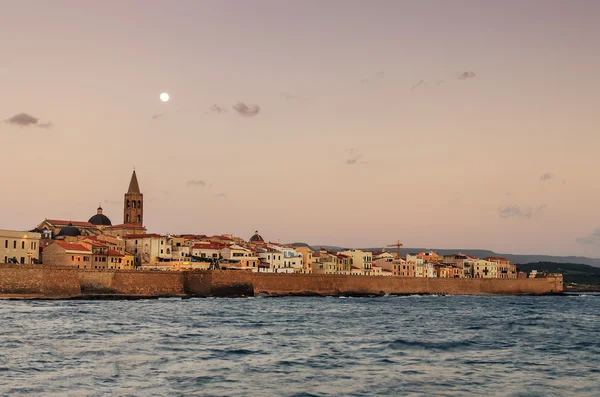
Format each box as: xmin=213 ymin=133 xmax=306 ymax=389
xmin=187 ymin=180 xmax=206 ymax=187
xmin=208 ymin=104 xmax=228 ymax=114
xmin=499 ymin=205 xmax=533 ymax=219
xmin=457 ymin=71 xmax=477 ymax=80
xmin=282 ymin=92 xmax=306 ymax=101
xmin=540 ymin=172 xmax=554 ymax=182
xmin=5 ymin=113 xmax=52 ymax=128
xmin=576 ymin=228 xmax=600 ymax=246
xmin=410 ymin=80 xmax=427 ymax=92
xmin=498 ymin=204 xmax=545 ymax=219
xmin=233 ymin=102 xmax=260 ymax=117
xmin=152 ymin=113 xmax=162 ymax=120
xmin=346 ymin=148 xmax=364 ymax=165
xmin=214 ymin=193 xmax=227 ymax=198
xmin=361 ymin=71 xmax=385 ymax=84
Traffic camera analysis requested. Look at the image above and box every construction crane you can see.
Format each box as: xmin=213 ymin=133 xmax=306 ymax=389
xmin=387 ymin=240 xmax=403 ymax=260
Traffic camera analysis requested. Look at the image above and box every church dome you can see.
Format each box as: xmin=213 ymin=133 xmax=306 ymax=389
xmin=249 ymin=231 xmax=264 ymax=243
xmin=88 ymin=205 xmax=112 ymax=226
xmin=56 ymin=223 xmax=81 ymax=237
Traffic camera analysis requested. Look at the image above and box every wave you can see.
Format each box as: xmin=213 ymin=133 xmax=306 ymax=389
xmin=386 ymin=338 xmax=476 ymax=351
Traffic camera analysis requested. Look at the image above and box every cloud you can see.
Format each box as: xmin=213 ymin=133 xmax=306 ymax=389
xmin=361 ymin=71 xmax=385 ymax=84
xmin=498 ymin=205 xmax=533 ymax=219
xmin=214 ymin=193 xmax=227 ymax=198
xmin=5 ymin=113 xmax=52 ymax=128
xmin=208 ymin=104 xmax=228 ymax=114
xmin=152 ymin=113 xmax=162 ymax=120
xmin=576 ymin=228 xmax=600 ymax=246
xmin=457 ymin=71 xmax=476 ymax=80
xmin=346 ymin=148 xmax=364 ymax=165
xmin=282 ymin=92 xmax=306 ymax=101
xmin=540 ymin=172 xmax=554 ymax=182
xmin=233 ymin=102 xmax=260 ymax=117
xmin=498 ymin=204 xmax=545 ymax=219
xmin=410 ymin=80 xmax=427 ymax=92
xmin=187 ymin=180 xmax=206 ymax=187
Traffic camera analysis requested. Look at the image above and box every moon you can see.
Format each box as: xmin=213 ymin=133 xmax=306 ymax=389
xmin=160 ymin=93 xmax=169 ymax=102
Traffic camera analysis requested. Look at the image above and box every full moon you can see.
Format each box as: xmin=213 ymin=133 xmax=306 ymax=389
xmin=160 ymin=93 xmax=169 ymax=102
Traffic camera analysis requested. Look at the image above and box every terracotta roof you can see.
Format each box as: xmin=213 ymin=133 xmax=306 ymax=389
xmin=54 ymin=241 xmax=91 ymax=253
xmin=484 ymin=256 xmax=509 ymax=262
xmin=107 ymin=223 xmax=146 ymax=229
xmin=108 ymin=250 xmax=124 ymax=257
xmin=123 ymin=233 xmax=162 ymax=239
xmin=192 ymin=242 xmax=224 ymax=250
xmin=46 ymin=219 xmax=94 ymax=227
xmin=351 ymin=266 xmax=361 ymax=270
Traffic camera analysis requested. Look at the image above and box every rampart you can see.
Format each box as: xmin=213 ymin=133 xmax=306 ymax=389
xmin=0 ymin=265 xmax=563 ymax=299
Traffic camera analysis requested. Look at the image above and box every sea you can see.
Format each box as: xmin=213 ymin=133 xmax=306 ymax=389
xmin=1 ymin=295 xmax=599 ymax=397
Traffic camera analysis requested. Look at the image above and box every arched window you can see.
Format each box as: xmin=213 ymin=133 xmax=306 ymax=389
xmin=137 ymin=215 xmax=141 ymax=223
xmin=126 ymin=214 xmax=130 ymax=223
xmin=167 ymin=248 xmax=171 ymax=254
xmin=137 ymin=200 xmax=141 ymax=208
xmin=132 ymin=201 xmax=136 ymax=208
xmin=127 ymin=200 xmax=130 ymax=208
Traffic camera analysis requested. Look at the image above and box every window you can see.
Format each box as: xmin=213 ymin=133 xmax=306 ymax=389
xmin=127 ymin=200 xmax=130 ymax=208
xmin=167 ymin=248 xmax=170 ymax=254
xmin=160 ymin=249 xmax=164 ymax=254
xmin=137 ymin=200 xmax=141 ymax=208
xmin=72 ymin=256 xmax=75 ymax=261
xmin=20 ymin=257 xmax=25 ymax=264
xmin=132 ymin=201 xmax=136 ymax=208
xmin=137 ymin=215 xmax=140 ymax=223
xmin=4 ymin=240 xmax=7 ymax=248
xmin=3 ymin=256 xmax=7 ymax=263
xmin=13 ymin=241 xmax=16 ymax=249
xmin=126 ymin=215 xmax=130 ymax=223
xmin=84 ymin=256 xmax=89 ymax=261
xmin=102 ymin=257 xmax=106 ymax=262
xmin=21 ymin=241 xmax=25 ymax=249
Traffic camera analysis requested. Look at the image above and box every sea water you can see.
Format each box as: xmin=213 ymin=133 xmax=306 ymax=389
xmin=1 ymin=295 xmax=599 ymax=396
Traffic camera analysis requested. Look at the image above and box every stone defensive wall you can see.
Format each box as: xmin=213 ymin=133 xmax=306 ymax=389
xmin=0 ymin=264 xmax=563 ymax=299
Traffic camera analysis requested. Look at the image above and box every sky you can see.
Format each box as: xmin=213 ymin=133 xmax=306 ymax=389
xmin=1 ymin=0 xmax=600 ymax=256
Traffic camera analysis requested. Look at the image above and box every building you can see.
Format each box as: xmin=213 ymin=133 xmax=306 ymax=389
xmin=1 ymin=230 xmax=41 ymax=264
xmin=484 ymin=257 xmax=517 ymax=278
xmin=473 ymin=259 xmax=497 ymax=278
xmin=123 ymin=233 xmax=168 ymax=266
xmin=293 ymin=246 xmax=314 ymax=274
xmin=340 ymin=249 xmax=372 ymax=275
xmin=42 ymin=241 xmax=92 ymax=268
xmin=123 ymin=170 xmax=143 ymax=226
xmin=191 ymin=242 xmax=224 ymax=260
xmin=312 ymin=250 xmax=339 ymax=274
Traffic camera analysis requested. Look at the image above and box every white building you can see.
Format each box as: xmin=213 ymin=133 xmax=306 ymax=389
xmin=1 ymin=230 xmax=41 ymax=264
xmin=123 ymin=233 xmax=168 ymax=266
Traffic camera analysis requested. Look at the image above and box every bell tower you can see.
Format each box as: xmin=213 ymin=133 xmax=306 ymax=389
xmin=124 ymin=170 xmax=143 ymax=226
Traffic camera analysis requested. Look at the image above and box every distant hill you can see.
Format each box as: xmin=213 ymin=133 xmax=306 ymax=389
xmin=307 ymin=245 xmax=600 ymax=268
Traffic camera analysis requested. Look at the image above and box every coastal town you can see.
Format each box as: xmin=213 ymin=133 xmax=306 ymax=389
xmin=1 ymin=170 xmax=523 ymax=279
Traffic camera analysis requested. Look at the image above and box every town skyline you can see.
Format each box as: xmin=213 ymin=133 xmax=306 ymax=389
xmin=2 ymin=1 xmax=600 ymax=256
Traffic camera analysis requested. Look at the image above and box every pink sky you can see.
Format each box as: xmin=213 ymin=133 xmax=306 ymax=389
xmin=1 ymin=0 xmax=599 ymax=256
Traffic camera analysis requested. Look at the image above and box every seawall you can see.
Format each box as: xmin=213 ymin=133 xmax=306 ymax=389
xmin=0 ymin=265 xmax=563 ymax=299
